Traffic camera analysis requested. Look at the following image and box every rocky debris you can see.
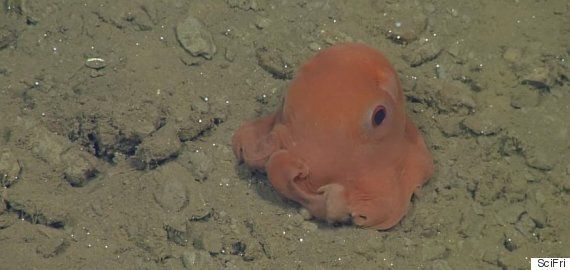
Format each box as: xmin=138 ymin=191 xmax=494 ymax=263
xmin=435 ymin=115 xmax=463 ymax=137
xmin=92 ymin=5 xmax=154 ymax=31
xmin=153 ymin=177 xmax=187 ymax=212
xmin=176 ymin=15 xmax=217 ymax=60
xmin=510 ymin=89 xmax=540 ymax=109
xmin=502 ymin=47 xmax=568 ymax=91
xmin=498 ymin=135 xmax=524 ymax=156
xmin=256 ymin=46 xmax=295 ymax=79
xmin=178 ymin=150 xmax=213 ymax=181
xmin=177 ymin=114 xmax=224 ymax=142
xmin=378 ymin=2 xmax=428 ymax=45
xmin=61 ymin=149 xmax=99 ymax=187
xmin=36 ymin=237 xmax=69 ymax=258
xmin=383 ymin=15 xmax=427 ymax=44
xmin=408 ymin=79 xmax=476 ymax=114
xmin=132 ymin=122 xmax=181 ymax=170
xmin=523 ymin=146 xmax=555 ymax=171
xmin=165 ymin=224 xmax=189 ymax=246
xmin=403 ymin=39 xmax=442 ymax=67
xmin=254 ymin=16 xmax=271 ymax=29
xmin=521 ymin=66 xmax=556 ymax=90
xmin=67 ymin=113 xmax=158 ymax=163
xmin=16 ymin=117 xmax=101 ymax=187
xmin=435 ymin=80 xmax=477 ymax=113
xmin=461 ymin=110 xmax=502 ymax=136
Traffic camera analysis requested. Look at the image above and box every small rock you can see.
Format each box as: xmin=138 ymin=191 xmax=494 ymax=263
xmin=403 ymin=41 xmax=442 ymax=67
xmin=30 ymin=130 xmax=70 ymax=165
xmin=435 ymin=81 xmax=477 ymax=113
xmin=383 ymin=14 xmax=428 ymax=44
xmin=181 ymin=250 xmax=216 ymax=269
xmin=165 ymin=224 xmax=189 ymax=246
xmin=185 ymin=150 xmax=213 ymax=181
xmin=307 ymin=42 xmax=321 ymax=51
xmin=255 ymin=16 xmax=271 ymax=29
xmin=521 ymin=66 xmax=553 ymax=90
xmin=176 ymin=15 xmax=217 ymax=60
xmin=61 ymin=150 xmax=99 ymax=187
xmin=515 ymin=213 xmax=537 ymax=235
xmin=133 ymin=123 xmax=181 ymax=170
xmin=153 ymin=178 xmax=187 ymax=212
xmin=510 ymin=89 xmax=539 ymax=109
xmin=224 ymin=47 xmax=235 ymax=62
xmin=502 ymin=229 xmax=526 ymax=252
xmin=256 ymin=47 xmax=294 ymax=79
xmin=462 ymin=112 xmax=501 ymax=136
xmin=436 ymin=116 xmax=463 ymax=137
xmin=524 ymin=147 xmax=554 ymax=171
xmin=36 ymin=238 xmax=68 ymax=258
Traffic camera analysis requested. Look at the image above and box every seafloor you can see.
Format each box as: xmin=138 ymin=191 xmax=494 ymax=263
xmin=0 ymin=0 xmax=568 ymax=269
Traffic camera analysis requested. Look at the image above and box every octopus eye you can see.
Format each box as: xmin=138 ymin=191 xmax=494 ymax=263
xmin=371 ymin=106 xmax=386 ymax=127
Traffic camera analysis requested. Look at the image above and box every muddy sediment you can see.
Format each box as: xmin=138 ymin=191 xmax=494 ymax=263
xmin=0 ymin=0 xmax=568 ymax=269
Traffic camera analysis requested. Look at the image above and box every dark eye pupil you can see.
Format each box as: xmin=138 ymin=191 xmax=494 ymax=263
xmin=372 ymin=106 xmax=386 ymax=126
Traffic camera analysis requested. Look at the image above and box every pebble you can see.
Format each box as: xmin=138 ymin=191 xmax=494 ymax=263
xmin=255 ymin=16 xmax=271 ymax=29
xmin=36 ymin=238 xmax=68 ymax=258
xmin=153 ymin=177 xmax=187 ymax=212
xmin=403 ymin=41 xmax=442 ymax=67
xmin=385 ymin=13 xmax=427 ymax=44
xmin=524 ymin=147 xmax=554 ymax=171
xmin=61 ymin=150 xmax=99 ymax=187
xmin=176 ymin=15 xmax=217 ymax=60
xmin=521 ymin=66 xmax=553 ymax=90
xmin=462 ymin=112 xmax=501 ymax=136
xmin=307 ymin=42 xmax=321 ymax=52
xmin=435 ymin=80 xmax=477 ymax=113
xmin=256 ymin=47 xmax=294 ymax=79
xmin=186 ymin=150 xmax=213 ymax=181
xmin=526 ymin=203 xmax=547 ymax=228
xmin=133 ymin=123 xmax=182 ymax=170
xmin=510 ymin=90 xmax=539 ymax=109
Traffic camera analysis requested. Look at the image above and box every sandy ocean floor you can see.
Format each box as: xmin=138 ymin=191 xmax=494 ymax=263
xmin=0 ymin=0 xmax=568 ymax=269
